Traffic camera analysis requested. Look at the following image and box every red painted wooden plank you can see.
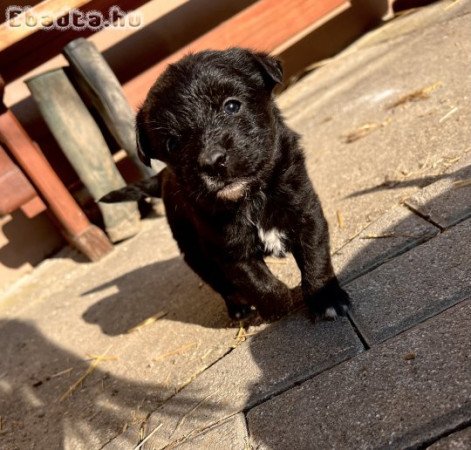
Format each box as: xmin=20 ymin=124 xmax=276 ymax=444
xmin=0 ymin=144 xmax=38 ymax=214
xmin=124 ymin=0 xmax=349 ymax=109
xmin=0 ymin=109 xmax=91 ymax=234
xmin=21 ymin=196 xmax=47 ymax=218
xmin=0 ymin=109 xmax=114 ymax=259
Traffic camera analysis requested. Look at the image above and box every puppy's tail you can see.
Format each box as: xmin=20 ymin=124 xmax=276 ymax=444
xmin=100 ymin=171 xmax=163 ymax=203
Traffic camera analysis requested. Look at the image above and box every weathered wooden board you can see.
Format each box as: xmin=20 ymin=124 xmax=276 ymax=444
xmin=124 ymin=0 xmax=350 ymax=108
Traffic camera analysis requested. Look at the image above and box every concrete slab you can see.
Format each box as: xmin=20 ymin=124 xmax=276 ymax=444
xmin=107 ymin=312 xmax=362 ymax=449
xmin=247 ymin=300 xmax=471 ymax=450
xmin=0 ymin=217 xmax=244 ymax=450
xmin=406 ymin=152 xmax=471 ymax=229
xmin=333 ymin=205 xmax=439 ymax=285
xmin=279 ymin=1 xmax=471 ymax=252
xmin=346 ymin=218 xmax=471 ymax=345
xmin=427 ymin=427 xmax=471 ymax=450
xmin=345 ymin=0 xmax=471 ymax=53
xmin=173 ymin=414 xmax=249 ymax=450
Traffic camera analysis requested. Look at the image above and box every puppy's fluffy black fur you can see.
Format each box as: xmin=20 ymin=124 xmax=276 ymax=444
xmin=102 ymin=48 xmax=350 ymax=321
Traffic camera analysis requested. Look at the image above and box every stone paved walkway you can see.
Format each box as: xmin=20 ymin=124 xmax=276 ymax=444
xmin=0 ymin=1 xmax=470 ymax=449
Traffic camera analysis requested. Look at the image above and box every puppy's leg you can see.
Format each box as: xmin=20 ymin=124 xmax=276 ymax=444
xmin=292 ymin=206 xmax=350 ymax=320
xmin=183 ymin=251 xmax=253 ymax=320
xmin=188 ymin=252 xmax=291 ymax=320
xmin=169 ymin=210 xmax=291 ymax=320
xmin=222 ymin=259 xmax=293 ymax=321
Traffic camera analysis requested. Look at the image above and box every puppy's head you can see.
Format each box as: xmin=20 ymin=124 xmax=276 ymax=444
xmin=136 ymin=48 xmax=283 ymax=204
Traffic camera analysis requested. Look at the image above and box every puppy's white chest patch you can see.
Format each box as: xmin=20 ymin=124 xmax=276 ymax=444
xmin=257 ymin=227 xmax=286 ymax=257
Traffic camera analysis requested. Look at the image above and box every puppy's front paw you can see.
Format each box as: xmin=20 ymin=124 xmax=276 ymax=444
xmin=226 ymin=301 xmax=254 ymax=321
xmin=305 ymin=279 xmax=351 ymax=320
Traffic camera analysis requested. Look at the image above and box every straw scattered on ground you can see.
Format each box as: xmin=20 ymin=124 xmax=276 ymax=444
xmin=231 ymin=322 xmax=259 ymax=348
xmin=453 ymin=178 xmax=471 ymax=188
xmin=134 ymin=423 xmax=163 ymax=450
xmin=439 ymin=106 xmax=458 ymax=123
xmin=398 ymin=155 xmax=461 ymax=178
xmin=343 ymin=116 xmax=393 ymax=143
xmin=361 ymin=233 xmax=422 ymax=239
xmin=50 ymin=367 xmax=73 ymax=378
xmin=376 ymin=154 xmax=462 ymax=191
xmin=59 ymin=345 xmax=113 ymax=402
xmin=387 ymin=81 xmax=442 ymax=109
xmin=444 ymin=0 xmax=463 ymax=11
xmin=153 ymin=342 xmax=197 ymax=362
xmin=172 ymin=391 xmax=218 ymax=438
xmin=336 ymin=210 xmax=345 ymax=229
xmin=231 ymin=323 xmax=246 ymax=348
xmin=126 ymin=311 xmax=168 ymax=334
xmin=343 ymin=122 xmax=383 ymax=143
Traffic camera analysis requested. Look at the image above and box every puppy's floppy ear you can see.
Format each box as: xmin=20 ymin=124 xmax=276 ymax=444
xmin=136 ymin=109 xmax=152 ymax=167
xmin=253 ymin=52 xmax=283 ymax=91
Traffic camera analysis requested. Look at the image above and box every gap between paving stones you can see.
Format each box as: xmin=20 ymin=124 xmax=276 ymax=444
xmin=160 ymin=412 xmax=248 ymax=450
xmin=246 ymin=300 xmax=471 ymax=449
xmin=418 ymin=422 xmax=471 ymax=450
xmin=3 ymin=4 xmax=464 ymax=448
xmin=241 ymin=300 xmax=471 ymax=450
xmin=346 ymin=217 xmax=471 ymax=345
xmin=159 ymin=347 xmax=364 ymax=450
xmin=240 ymin=299 xmax=471 ymax=450
xmin=333 ymin=206 xmax=440 ymax=287
xmin=337 ymin=149 xmax=471 ymax=346
xmin=131 ymin=317 xmax=363 ymax=449
xmin=332 ymin=146 xmax=471 ymax=287
xmin=251 ymin=175 xmax=471 ymax=443
xmin=404 ymin=203 xmax=445 ymax=231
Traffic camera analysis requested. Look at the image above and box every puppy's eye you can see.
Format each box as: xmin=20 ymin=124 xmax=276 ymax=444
xmin=223 ymin=99 xmax=241 ymax=115
xmin=166 ymin=136 xmax=179 ymax=153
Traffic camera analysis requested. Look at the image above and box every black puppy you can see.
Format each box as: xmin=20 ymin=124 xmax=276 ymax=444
xmin=102 ymin=48 xmax=350 ymax=321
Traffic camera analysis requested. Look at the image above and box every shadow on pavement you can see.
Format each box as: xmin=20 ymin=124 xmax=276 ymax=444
xmin=345 ymin=164 xmax=467 ymax=199
xmin=81 ymin=256 xmax=234 ymax=334
xmin=0 ymin=319 xmax=223 ymax=449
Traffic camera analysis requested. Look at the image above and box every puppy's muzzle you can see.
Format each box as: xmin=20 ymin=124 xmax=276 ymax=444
xmin=199 ymin=147 xmax=227 ymax=175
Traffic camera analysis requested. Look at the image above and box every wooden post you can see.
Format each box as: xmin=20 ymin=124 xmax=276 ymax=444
xmin=63 ymin=38 xmax=155 ymax=178
xmin=0 ymin=74 xmax=113 ymax=261
xmin=26 ymin=68 xmax=141 ymax=243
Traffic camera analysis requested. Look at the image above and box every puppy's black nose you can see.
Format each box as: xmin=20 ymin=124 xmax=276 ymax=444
xmin=199 ymin=150 xmax=227 ymax=172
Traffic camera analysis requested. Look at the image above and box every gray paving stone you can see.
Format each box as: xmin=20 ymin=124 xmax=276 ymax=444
xmin=333 ymin=205 xmax=439 ymax=285
xmin=406 ymin=152 xmax=471 ymax=229
xmin=247 ymin=301 xmax=471 ymax=450
xmin=106 ymin=312 xmax=362 ymax=449
xmin=427 ymin=427 xmax=471 ymax=450
xmin=346 ymin=218 xmax=471 ymax=345
xmin=173 ymin=414 xmax=249 ymax=450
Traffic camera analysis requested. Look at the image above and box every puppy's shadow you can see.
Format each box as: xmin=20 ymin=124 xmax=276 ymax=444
xmin=82 ymin=256 xmax=233 ymax=335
